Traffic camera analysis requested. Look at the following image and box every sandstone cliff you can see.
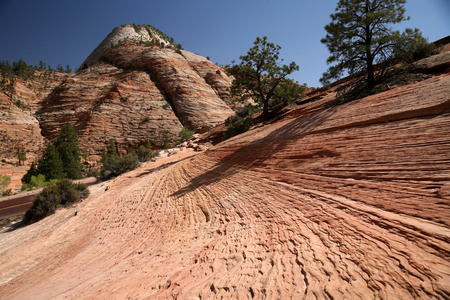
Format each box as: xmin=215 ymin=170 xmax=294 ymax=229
xmin=0 ymin=24 xmax=235 ymax=189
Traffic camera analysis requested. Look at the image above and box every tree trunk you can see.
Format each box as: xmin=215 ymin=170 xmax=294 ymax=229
xmin=367 ymin=56 xmax=375 ymax=89
xmin=263 ymin=99 xmax=269 ymax=119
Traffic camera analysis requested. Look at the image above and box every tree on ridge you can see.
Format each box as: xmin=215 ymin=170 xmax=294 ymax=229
xmin=320 ymin=0 xmax=429 ymax=89
xmin=230 ymin=36 xmax=304 ymax=118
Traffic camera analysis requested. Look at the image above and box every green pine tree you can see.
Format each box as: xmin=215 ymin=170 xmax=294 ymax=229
xmin=37 ymin=144 xmax=64 ymax=180
xmin=54 ymin=123 xmax=83 ymax=179
xmin=230 ymin=36 xmax=303 ymax=118
xmin=320 ymin=0 xmax=427 ymax=89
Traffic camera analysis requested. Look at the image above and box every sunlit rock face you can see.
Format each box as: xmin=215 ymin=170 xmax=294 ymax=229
xmin=103 ymin=44 xmax=235 ymax=132
xmin=0 ymin=70 xmax=449 ymax=299
xmin=0 ymin=24 xmax=235 ymax=187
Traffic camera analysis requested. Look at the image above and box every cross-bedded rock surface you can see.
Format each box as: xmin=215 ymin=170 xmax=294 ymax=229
xmin=0 ymin=25 xmax=235 ymax=189
xmin=0 ymin=72 xmax=449 ymax=299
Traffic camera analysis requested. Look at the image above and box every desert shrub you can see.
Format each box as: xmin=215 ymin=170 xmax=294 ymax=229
xmin=21 ymin=174 xmax=58 ymax=191
xmin=100 ymin=152 xmax=139 ymax=180
xmin=21 ymin=161 xmax=39 ymax=184
xmin=179 ymin=127 xmax=194 ymax=141
xmin=22 ymin=179 xmax=89 ymax=224
xmin=136 ymin=145 xmax=156 ymax=162
xmin=394 ymin=29 xmax=438 ymax=64
xmin=225 ymin=104 xmax=260 ymax=138
xmin=225 ymin=115 xmax=253 ymax=138
xmin=0 ymin=174 xmax=11 ymax=196
xmin=268 ymin=79 xmax=305 ymax=114
xmin=159 ymin=130 xmax=172 ymax=149
xmin=85 ymin=166 xmax=100 ymax=178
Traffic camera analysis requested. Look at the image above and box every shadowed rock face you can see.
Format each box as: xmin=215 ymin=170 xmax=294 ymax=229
xmin=0 ymin=70 xmax=449 ymax=299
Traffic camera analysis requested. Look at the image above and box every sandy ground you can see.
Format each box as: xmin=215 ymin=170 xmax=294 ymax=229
xmin=0 ymin=75 xmax=449 ymax=299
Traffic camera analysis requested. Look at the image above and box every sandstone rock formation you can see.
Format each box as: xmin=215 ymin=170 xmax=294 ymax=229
xmin=83 ymin=24 xmax=181 ymax=67
xmin=0 ymin=69 xmax=448 ymax=299
xmin=37 ymin=63 xmax=184 ymax=157
xmin=0 ymin=24 xmax=235 ymax=188
xmin=103 ymin=44 xmax=235 ymax=132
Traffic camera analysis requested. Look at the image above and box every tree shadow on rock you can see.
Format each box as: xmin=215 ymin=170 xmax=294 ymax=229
xmin=171 ymin=108 xmax=336 ymax=198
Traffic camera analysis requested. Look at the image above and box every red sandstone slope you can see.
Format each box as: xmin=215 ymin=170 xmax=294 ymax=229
xmin=0 ymin=72 xmax=449 ymax=299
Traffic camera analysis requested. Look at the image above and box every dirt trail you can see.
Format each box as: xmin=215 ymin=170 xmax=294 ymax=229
xmin=0 ymin=75 xmax=449 ymax=299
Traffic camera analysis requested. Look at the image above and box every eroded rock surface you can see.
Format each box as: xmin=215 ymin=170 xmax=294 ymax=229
xmin=104 ymin=44 xmax=235 ymax=132
xmin=0 ymin=25 xmax=235 ymax=188
xmin=37 ymin=63 xmax=184 ymax=157
xmin=0 ymin=73 xmax=448 ymax=299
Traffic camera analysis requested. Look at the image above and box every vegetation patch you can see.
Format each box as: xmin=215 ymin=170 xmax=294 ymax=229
xmin=99 ymin=139 xmax=158 ymax=180
xmin=22 ymin=179 xmax=90 ymax=225
xmin=179 ymin=127 xmax=195 ymax=141
xmin=22 ymin=123 xmax=83 ymax=186
xmin=225 ymin=104 xmax=260 ymax=139
xmin=320 ymin=0 xmax=438 ymax=107
xmin=0 ymin=174 xmax=11 ymax=196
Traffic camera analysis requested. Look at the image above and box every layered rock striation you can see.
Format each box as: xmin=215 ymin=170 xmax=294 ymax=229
xmin=37 ymin=63 xmax=184 ymax=157
xmin=103 ymin=43 xmax=235 ymax=131
xmin=0 ymin=24 xmax=235 ymax=187
xmin=0 ymin=72 xmax=449 ymax=299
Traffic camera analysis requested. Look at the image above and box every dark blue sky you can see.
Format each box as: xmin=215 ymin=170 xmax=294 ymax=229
xmin=0 ymin=0 xmax=448 ymax=87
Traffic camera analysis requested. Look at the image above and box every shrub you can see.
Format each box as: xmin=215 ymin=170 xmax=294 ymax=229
xmin=224 ymin=104 xmax=259 ymax=138
xmin=0 ymin=175 xmax=11 ymax=196
xmin=22 ymin=179 xmax=90 ymax=224
xmin=225 ymin=115 xmax=253 ymax=138
xmin=394 ymin=28 xmax=438 ymax=64
xmin=136 ymin=145 xmax=156 ymax=162
xmin=179 ymin=127 xmax=194 ymax=141
xmin=100 ymin=152 xmax=139 ymax=180
xmin=21 ymin=174 xmax=58 ymax=191
xmin=159 ymin=130 xmax=172 ymax=149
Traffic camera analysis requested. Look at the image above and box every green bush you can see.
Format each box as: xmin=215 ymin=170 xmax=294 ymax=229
xmin=224 ymin=104 xmax=259 ymax=138
xmin=394 ymin=28 xmax=438 ymax=64
xmin=159 ymin=130 xmax=172 ymax=149
xmin=225 ymin=115 xmax=253 ymax=138
xmin=179 ymin=127 xmax=194 ymax=141
xmin=100 ymin=152 xmax=139 ymax=180
xmin=21 ymin=174 xmax=58 ymax=191
xmin=0 ymin=174 xmax=11 ymax=196
xmin=136 ymin=145 xmax=156 ymax=162
xmin=21 ymin=123 xmax=82 ymax=185
xmin=22 ymin=179 xmax=90 ymax=224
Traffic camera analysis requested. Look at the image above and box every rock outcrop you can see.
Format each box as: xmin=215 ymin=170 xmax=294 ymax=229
xmin=0 ymin=24 xmax=235 ymax=188
xmin=37 ymin=63 xmax=184 ymax=158
xmin=82 ymin=24 xmax=181 ymax=67
xmin=104 ymin=43 xmax=235 ymax=131
xmin=0 ymin=71 xmax=449 ymax=298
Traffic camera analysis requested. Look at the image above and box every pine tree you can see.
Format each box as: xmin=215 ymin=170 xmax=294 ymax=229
xmin=16 ymin=146 xmax=27 ymax=165
xmin=54 ymin=123 xmax=83 ymax=179
xmin=230 ymin=36 xmax=303 ymax=118
xmin=37 ymin=144 xmax=64 ymax=180
xmin=320 ymin=0 xmax=425 ymax=88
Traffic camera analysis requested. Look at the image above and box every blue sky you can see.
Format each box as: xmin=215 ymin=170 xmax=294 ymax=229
xmin=0 ymin=0 xmax=448 ymax=87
